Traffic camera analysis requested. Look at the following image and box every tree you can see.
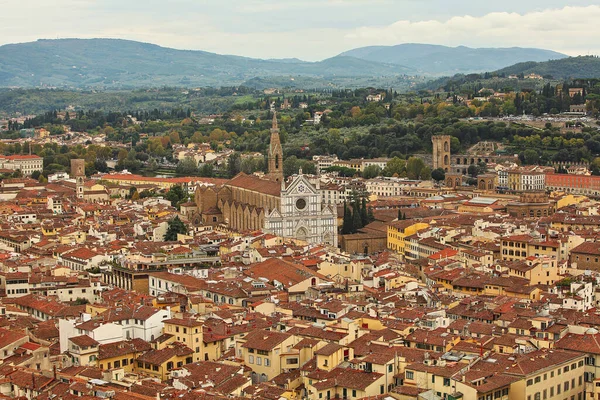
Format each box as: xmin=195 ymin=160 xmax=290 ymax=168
xmin=352 ymin=204 xmax=362 ymax=233
xmin=383 ymin=157 xmax=406 ymax=177
xmin=362 ymin=165 xmax=381 ymax=179
xmin=468 ymin=164 xmax=479 ymax=177
xmin=342 ymin=202 xmax=353 ymax=234
xmin=227 ymin=152 xmax=241 ymax=177
xmin=406 ymin=157 xmax=427 ymax=180
xmin=523 ymin=149 xmax=540 ymax=165
xmin=165 ymin=185 xmax=186 ymax=208
xmin=367 ymin=207 xmax=375 ymax=223
xmin=198 ymin=163 xmax=214 ymax=177
xmin=164 ymin=216 xmax=188 ymax=241
xmin=176 ymin=157 xmax=199 ymax=176
xmin=360 ymin=197 xmax=368 ymax=227
xmin=431 ymin=168 xmax=446 ymax=183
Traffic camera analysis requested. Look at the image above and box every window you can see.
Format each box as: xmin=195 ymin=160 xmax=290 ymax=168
xmin=265 ymin=358 xmax=270 ymax=367
xmin=248 ymin=355 xmax=254 ymax=364
xmin=256 ymin=357 xmax=262 ymax=366
xmin=388 ymin=364 xmax=393 ymax=373
xmin=535 ymin=376 xmax=541 ymax=383
xmin=564 ymin=381 xmax=569 ymax=391
xmin=406 ymin=371 xmax=414 ymax=380
xmin=527 ymin=379 xmax=533 ymax=386
xmin=444 ymin=378 xmax=451 ymax=387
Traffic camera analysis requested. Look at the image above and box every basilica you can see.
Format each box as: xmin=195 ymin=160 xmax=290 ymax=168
xmin=194 ymin=114 xmax=338 ymax=247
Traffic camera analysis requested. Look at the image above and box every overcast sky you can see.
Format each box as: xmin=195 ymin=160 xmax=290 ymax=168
xmin=1 ymin=0 xmax=599 ymax=60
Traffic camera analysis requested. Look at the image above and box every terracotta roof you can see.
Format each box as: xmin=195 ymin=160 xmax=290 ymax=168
xmin=226 ymin=173 xmax=281 ymax=197
xmin=241 ymin=329 xmax=291 ymax=352
xmin=69 ymin=335 xmax=99 ymax=347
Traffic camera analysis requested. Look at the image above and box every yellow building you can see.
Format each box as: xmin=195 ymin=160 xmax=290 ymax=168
xmin=387 ymin=220 xmax=430 ymax=256
xmin=163 ymin=317 xmax=205 ymax=362
xmin=307 ymin=368 xmax=387 ymax=400
xmin=135 ymin=342 xmax=194 ymax=381
xmin=317 ymin=259 xmax=364 ymax=282
xmin=237 ymin=329 xmax=296 ymax=382
xmin=97 ymin=339 xmax=152 ymax=373
xmin=505 ymin=257 xmax=561 ymax=286
xmin=314 ymin=343 xmax=348 ymax=372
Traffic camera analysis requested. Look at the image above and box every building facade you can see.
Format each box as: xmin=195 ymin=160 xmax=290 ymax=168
xmin=265 ymin=174 xmax=337 ymax=247
xmin=0 ymin=155 xmax=43 ymax=176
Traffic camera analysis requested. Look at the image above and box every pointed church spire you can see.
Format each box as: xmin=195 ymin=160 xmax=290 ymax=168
xmin=267 ymin=111 xmax=284 ymax=183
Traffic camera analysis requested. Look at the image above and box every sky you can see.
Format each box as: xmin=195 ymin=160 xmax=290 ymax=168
xmin=1 ymin=0 xmax=599 ymax=61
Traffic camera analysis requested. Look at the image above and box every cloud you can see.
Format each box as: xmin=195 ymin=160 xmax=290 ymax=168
xmin=0 ymin=2 xmax=598 ymax=61
xmin=343 ymin=6 xmax=600 ymax=57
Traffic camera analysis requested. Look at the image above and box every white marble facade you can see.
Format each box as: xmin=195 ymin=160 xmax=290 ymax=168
xmin=265 ymin=174 xmax=337 ymax=247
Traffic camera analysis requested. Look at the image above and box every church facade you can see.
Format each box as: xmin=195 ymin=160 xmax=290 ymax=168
xmin=265 ymin=174 xmax=337 ymax=247
xmin=194 ymin=113 xmax=337 ymax=247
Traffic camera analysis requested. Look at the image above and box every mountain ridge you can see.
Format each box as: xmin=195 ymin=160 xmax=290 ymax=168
xmin=339 ymin=43 xmax=567 ymax=75
xmin=0 ymin=39 xmax=574 ymax=88
xmin=0 ymin=38 xmax=411 ymax=88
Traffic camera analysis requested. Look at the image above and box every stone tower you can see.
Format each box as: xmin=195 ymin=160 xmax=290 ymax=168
xmin=267 ymin=112 xmax=284 ymax=183
xmin=432 ymin=135 xmax=451 ymax=172
xmin=71 ymin=159 xmax=85 ymax=199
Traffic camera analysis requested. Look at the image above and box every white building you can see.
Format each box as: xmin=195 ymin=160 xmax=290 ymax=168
xmin=265 ymin=174 xmax=337 ymax=247
xmin=362 ymin=158 xmax=390 ymax=170
xmin=365 ymin=178 xmax=426 ymax=197
xmin=320 ymin=182 xmax=351 ymax=205
xmin=0 ymin=155 xmax=43 ymax=176
xmin=58 ymin=306 xmax=171 ymax=352
xmin=313 ymin=155 xmax=338 ymax=174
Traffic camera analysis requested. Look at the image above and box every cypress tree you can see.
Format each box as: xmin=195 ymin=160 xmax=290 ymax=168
xmin=367 ymin=207 xmax=375 ymax=223
xmin=398 ymin=208 xmax=402 ymax=220
xmin=360 ymin=197 xmax=368 ymax=227
xmin=352 ymin=204 xmax=362 ymax=233
xmin=342 ymin=202 xmax=352 ymax=234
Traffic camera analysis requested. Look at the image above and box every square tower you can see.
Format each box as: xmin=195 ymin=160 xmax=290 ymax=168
xmin=432 ymin=135 xmax=451 ymax=172
xmin=70 ymin=159 xmax=85 ymax=199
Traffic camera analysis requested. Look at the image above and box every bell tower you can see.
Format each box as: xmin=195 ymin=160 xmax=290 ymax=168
xmin=267 ymin=112 xmax=284 ymax=183
xmin=432 ymin=135 xmax=451 ymax=172
xmin=71 ymin=159 xmax=85 ymax=199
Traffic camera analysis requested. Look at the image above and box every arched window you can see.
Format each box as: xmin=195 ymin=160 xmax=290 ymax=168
xmin=444 ymin=141 xmax=449 ymax=152
xmin=275 ymin=154 xmax=279 ymax=169
xmin=311 ymin=277 xmax=317 ymax=286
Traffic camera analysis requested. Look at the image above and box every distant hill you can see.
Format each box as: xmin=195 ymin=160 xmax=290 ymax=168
xmin=339 ymin=44 xmax=567 ymax=75
xmin=0 ymin=39 xmax=413 ymax=88
xmin=493 ymin=56 xmax=600 ymax=79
